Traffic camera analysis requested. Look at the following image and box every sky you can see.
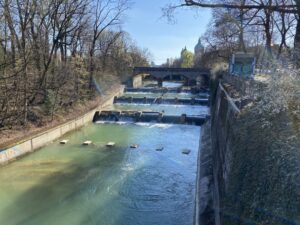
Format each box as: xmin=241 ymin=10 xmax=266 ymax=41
xmin=123 ymin=0 xmax=212 ymax=65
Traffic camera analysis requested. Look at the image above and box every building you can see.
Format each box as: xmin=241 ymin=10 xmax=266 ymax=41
xmin=229 ymin=52 xmax=256 ymax=77
xmin=194 ymin=38 xmax=205 ymax=58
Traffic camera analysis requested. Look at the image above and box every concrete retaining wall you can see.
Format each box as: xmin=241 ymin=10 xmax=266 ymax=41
xmin=195 ymin=80 xmax=240 ymax=225
xmin=204 ymin=76 xmax=300 ymax=225
xmin=114 ymin=96 xmax=209 ymax=106
xmin=0 ymin=86 xmax=124 ymax=165
xmin=210 ymin=83 xmax=240 ymax=225
xmin=132 ymin=75 xmax=143 ymax=88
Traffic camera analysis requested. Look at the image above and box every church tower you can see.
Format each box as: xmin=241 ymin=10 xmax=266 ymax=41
xmin=194 ymin=38 xmax=204 ymax=57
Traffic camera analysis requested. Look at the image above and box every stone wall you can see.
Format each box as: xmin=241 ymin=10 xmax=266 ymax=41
xmin=198 ymin=74 xmax=300 ymax=225
xmin=196 ymin=78 xmax=240 ymax=225
xmin=210 ymin=82 xmax=240 ymax=225
xmin=0 ymin=86 xmax=124 ymax=165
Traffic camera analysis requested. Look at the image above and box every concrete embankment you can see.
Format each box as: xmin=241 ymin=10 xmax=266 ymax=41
xmin=195 ymin=78 xmax=240 ymax=225
xmin=114 ymin=96 xmax=209 ymax=105
xmin=197 ymin=75 xmax=300 ymax=225
xmin=0 ymin=86 xmax=124 ymax=165
xmin=93 ymin=110 xmax=208 ymax=126
xmin=125 ymin=87 xmax=206 ymax=94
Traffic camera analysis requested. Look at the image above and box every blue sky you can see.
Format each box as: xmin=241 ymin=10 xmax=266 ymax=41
xmin=123 ymin=1 xmax=211 ymax=65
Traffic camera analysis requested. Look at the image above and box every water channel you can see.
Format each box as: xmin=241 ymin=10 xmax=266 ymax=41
xmin=0 ymin=82 xmax=209 ymax=225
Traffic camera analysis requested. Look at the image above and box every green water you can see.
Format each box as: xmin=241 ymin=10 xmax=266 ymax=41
xmin=0 ymin=123 xmax=200 ymax=225
xmin=109 ymin=104 xmax=209 ymax=116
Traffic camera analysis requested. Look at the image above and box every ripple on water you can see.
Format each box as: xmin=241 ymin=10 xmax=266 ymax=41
xmin=118 ymin=166 xmax=194 ymax=213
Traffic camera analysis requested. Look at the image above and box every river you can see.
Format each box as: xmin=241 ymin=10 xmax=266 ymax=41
xmin=0 ymin=86 xmax=208 ymax=225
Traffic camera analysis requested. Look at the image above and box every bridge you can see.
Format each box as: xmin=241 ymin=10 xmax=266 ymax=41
xmin=131 ymin=67 xmax=210 ymax=88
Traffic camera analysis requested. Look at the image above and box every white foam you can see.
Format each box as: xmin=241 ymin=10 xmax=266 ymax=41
xmin=135 ymin=122 xmax=173 ymax=129
xmin=121 ymin=164 xmax=135 ymax=171
xmin=95 ymin=121 xmax=133 ymax=125
xmin=114 ymin=103 xmax=152 ymax=106
xmin=135 ymin=122 xmax=152 ymax=127
xmin=149 ymin=124 xmax=173 ymax=129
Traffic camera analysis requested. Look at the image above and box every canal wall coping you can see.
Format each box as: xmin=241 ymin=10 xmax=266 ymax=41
xmin=0 ymin=85 xmax=125 ymax=165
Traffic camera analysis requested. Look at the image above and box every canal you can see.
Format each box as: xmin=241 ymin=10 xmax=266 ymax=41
xmin=0 ymin=84 xmax=208 ymax=225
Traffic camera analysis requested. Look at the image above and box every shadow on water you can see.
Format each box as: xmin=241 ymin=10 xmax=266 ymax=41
xmin=0 ymin=149 xmax=128 ymax=225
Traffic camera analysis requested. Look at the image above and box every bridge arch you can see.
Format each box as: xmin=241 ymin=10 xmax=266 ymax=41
xmin=131 ymin=67 xmax=210 ymax=88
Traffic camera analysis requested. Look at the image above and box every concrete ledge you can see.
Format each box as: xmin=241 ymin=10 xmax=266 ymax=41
xmin=0 ymin=85 xmax=124 ymax=165
xmin=125 ymin=87 xmax=209 ymax=94
xmin=93 ymin=110 xmax=208 ymax=126
xmin=218 ymin=83 xmax=240 ymax=114
xmin=206 ymin=81 xmax=240 ymax=225
xmin=114 ymin=96 xmax=209 ymax=106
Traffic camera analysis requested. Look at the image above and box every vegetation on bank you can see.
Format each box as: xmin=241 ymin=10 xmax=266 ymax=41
xmin=0 ymin=0 xmax=150 ymax=131
xmin=209 ymin=67 xmax=300 ymax=225
xmin=225 ymin=107 xmax=300 ymax=225
xmin=198 ymin=1 xmax=300 ymax=218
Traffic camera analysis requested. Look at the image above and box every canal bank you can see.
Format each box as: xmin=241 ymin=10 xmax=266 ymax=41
xmin=197 ymin=74 xmax=300 ymax=225
xmin=0 ymin=86 xmax=125 ymax=165
xmin=0 ymin=81 xmax=210 ymax=225
xmin=195 ymin=79 xmax=240 ymax=225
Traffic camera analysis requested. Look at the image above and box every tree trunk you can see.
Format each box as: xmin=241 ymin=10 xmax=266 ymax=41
xmin=239 ymin=0 xmax=247 ymax=52
xmin=88 ymin=40 xmax=96 ymax=90
xmin=89 ymin=52 xmax=95 ymax=90
xmin=294 ymin=17 xmax=300 ymax=64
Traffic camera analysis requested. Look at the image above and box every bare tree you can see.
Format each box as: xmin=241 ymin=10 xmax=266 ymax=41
xmin=88 ymin=0 xmax=131 ymax=90
xmin=0 ymin=0 xmax=149 ymax=128
xmin=164 ymin=0 xmax=300 ymax=63
xmin=273 ymin=0 xmax=296 ymax=57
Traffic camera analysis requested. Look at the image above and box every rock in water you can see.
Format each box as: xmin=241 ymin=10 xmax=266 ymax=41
xmin=60 ymin=140 xmax=69 ymax=144
xmin=83 ymin=141 xmax=92 ymax=145
xmin=182 ymin=149 xmax=191 ymax=155
xmin=106 ymin=142 xmax=115 ymax=147
xmin=130 ymin=144 xmax=139 ymax=149
xmin=156 ymin=147 xmax=164 ymax=151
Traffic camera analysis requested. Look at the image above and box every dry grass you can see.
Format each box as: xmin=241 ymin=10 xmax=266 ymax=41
xmin=222 ymin=95 xmax=300 ymax=225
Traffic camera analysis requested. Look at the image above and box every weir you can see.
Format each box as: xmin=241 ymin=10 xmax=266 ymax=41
xmin=125 ymin=87 xmax=208 ymax=94
xmin=0 ymin=79 xmax=211 ymax=225
xmin=113 ymin=96 xmax=209 ymax=106
xmin=93 ymin=110 xmax=208 ymax=126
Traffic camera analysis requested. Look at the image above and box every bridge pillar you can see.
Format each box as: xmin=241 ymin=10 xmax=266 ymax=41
xmin=158 ymin=78 xmax=163 ymax=87
xmin=184 ymin=78 xmax=189 ymax=86
xmin=132 ymin=74 xmax=143 ymax=88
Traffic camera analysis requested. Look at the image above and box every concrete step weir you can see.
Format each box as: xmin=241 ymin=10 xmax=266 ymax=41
xmin=125 ymin=87 xmax=184 ymax=93
xmin=113 ymin=96 xmax=209 ymax=106
xmin=93 ymin=110 xmax=208 ymax=126
xmin=125 ymin=87 xmax=209 ymax=94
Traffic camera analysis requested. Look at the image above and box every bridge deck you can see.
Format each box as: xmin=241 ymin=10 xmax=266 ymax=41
xmin=133 ymin=67 xmax=210 ymax=73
